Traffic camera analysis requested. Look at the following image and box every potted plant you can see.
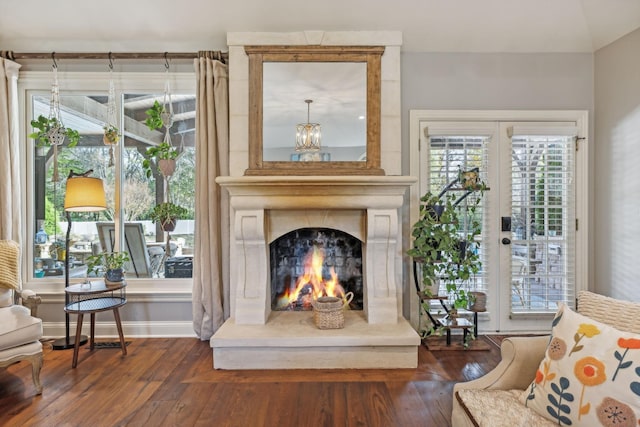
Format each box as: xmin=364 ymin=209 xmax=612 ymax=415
xmin=30 ymin=115 xmax=80 ymax=147
xmin=142 ymin=141 xmax=179 ymax=178
xmin=103 ymin=124 xmax=119 ymax=145
xmin=408 ymin=178 xmax=486 ymax=313
xmin=149 ymin=202 xmax=188 ymax=232
xmin=143 ymin=100 xmax=178 ymax=177
xmin=144 ymin=100 xmax=173 ymax=131
xmin=87 ymin=251 xmax=130 ymax=283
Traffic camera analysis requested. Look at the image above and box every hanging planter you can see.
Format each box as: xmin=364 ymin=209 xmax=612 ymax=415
xmin=161 ymin=219 xmax=176 ymax=232
xmin=158 ymin=158 xmax=176 ymax=177
xmin=103 ymin=125 xmax=120 ymax=145
xmin=150 ymin=202 xmax=188 ymax=233
xmin=142 ymin=141 xmax=179 ymax=178
xmin=29 ymin=64 xmax=81 ymax=182
xmin=103 ymin=64 xmax=119 ymax=167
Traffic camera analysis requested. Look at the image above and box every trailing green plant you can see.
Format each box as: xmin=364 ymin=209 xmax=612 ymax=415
xmin=144 ymin=100 xmax=166 ymax=131
xmin=86 ymin=251 xmax=130 ymax=276
xmin=29 ymin=115 xmax=80 ymax=147
xmin=142 ymin=141 xmax=179 ymax=178
xmin=408 ymin=180 xmax=486 ymax=310
xmin=149 ymin=202 xmax=188 ymax=225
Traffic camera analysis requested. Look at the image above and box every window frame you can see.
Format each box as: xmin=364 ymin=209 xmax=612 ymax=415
xmin=19 ymin=71 xmax=197 ymax=297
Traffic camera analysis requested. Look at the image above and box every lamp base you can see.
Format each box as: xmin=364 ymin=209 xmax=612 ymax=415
xmin=51 ymin=335 xmax=88 ymax=350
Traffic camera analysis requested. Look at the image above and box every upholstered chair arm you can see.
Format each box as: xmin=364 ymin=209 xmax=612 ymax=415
xmin=15 ymin=289 xmax=42 ymax=318
xmin=454 ymin=335 xmax=548 ymax=392
xmin=451 ymin=336 xmax=549 ymax=426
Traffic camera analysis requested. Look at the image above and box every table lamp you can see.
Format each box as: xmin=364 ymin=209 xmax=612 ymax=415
xmin=52 ymin=170 xmax=107 ymax=350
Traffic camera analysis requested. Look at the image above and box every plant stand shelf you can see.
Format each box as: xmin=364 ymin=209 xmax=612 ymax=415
xmin=438 ymin=317 xmax=473 ymax=346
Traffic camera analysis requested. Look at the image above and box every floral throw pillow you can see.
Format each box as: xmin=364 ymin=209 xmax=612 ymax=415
xmin=519 ymin=303 xmax=640 ymax=426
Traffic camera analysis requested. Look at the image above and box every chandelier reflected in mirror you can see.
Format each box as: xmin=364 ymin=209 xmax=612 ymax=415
xmin=295 ymin=99 xmax=321 ymax=153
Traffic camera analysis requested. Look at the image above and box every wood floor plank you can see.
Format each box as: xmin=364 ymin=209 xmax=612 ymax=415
xmin=0 ymin=337 xmax=502 ymax=427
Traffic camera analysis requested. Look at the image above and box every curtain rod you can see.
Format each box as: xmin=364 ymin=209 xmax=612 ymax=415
xmin=6 ymin=51 xmax=228 ymax=61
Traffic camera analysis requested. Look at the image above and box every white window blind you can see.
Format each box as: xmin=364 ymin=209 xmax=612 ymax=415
xmin=509 ymin=127 xmax=576 ymax=313
xmin=425 ymin=131 xmax=491 ymax=303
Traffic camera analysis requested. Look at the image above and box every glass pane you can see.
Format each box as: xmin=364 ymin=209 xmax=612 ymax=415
xmin=123 ymin=93 xmax=196 ymax=278
xmin=426 ymin=136 xmax=488 ymax=305
xmin=32 ymin=94 xmax=113 ymax=280
xmin=31 ymin=89 xmax=196 ymax=280
xmin=510 ymin=135 xmax=574 ymax=312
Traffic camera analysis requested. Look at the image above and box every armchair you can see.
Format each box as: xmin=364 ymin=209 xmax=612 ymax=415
xmin=0 ymin=240 xmax=43 ymax=395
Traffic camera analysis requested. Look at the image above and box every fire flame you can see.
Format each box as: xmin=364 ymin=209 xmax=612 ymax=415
xmin=275 ymin=245 xmax=346 ymax=310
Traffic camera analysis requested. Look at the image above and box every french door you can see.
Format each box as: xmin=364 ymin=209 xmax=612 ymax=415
xmin=410 ymin=111 xmax=588 ymax=332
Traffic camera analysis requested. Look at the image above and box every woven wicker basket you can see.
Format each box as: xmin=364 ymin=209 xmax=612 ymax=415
xmin=312 ymin=292 xmax=354 ymax=330
xmin=313 ymin=296 xmax=345 ymax=329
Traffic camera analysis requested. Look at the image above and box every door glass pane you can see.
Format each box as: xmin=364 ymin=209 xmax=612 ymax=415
xmin=427 ymin=136 xmax=489 ymax=303
xmin=510 ymin=135 xmax=575 ymax=313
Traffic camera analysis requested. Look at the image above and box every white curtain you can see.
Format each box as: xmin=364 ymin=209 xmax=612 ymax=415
xmin=0 ymin=57 xmax=22 ymax=245
xmin=192 ymin=53 xmax=229 ymax=339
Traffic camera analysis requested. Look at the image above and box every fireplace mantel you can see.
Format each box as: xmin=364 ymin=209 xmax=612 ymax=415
xmin=216 ymin=175 xmax=416 ymax=209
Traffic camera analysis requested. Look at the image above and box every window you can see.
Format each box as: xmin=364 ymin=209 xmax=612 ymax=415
xmin=25 ymin=72 xmax=196 ymax=284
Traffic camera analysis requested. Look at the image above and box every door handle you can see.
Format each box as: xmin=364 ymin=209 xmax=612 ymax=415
xmin=501 ymin=237 xmax=511 ymax=245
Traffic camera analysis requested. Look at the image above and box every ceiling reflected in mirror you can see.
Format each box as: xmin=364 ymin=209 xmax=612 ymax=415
xmin=263 ymin=62 xmax=367 ymax=162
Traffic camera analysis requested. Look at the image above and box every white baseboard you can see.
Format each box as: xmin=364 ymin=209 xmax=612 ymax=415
xmin=42 ymin=320 xmax=199 ymax=339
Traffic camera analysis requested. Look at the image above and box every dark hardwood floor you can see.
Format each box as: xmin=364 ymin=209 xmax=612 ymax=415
xmin=0 ymin=337 xmax=501 ymax=427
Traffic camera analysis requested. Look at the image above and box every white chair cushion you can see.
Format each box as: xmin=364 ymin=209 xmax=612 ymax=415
xmin=0 ymin=305 xmax=42 ymax=350
xmin=0 ymin=288 xmax=11 ymax=308
xmin=456 ymin=389 xmax=555 ymax=426
xmin=0 ymin=340 xmax=42 ymax=363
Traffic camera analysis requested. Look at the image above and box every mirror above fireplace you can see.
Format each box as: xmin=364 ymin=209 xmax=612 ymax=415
xmin=245 ymin=45 xmax=385 ymax=176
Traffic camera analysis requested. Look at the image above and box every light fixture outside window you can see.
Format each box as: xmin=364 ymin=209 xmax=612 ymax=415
xmin=295 ymin=99 xmax=321 ymax=152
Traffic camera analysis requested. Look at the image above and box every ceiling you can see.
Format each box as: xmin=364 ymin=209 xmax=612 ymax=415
xmin=1 ymin=0 xmax=640 ymax=54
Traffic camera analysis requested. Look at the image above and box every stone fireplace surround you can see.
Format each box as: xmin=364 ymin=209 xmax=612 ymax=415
xmin=211 ymin=30 xmax=419 ymax=369
xmin=211 ymin=176 xmax=419 ymax=369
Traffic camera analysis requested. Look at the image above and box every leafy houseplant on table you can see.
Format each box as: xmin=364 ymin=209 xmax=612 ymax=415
xmin=87 ymin=251 xmax=130 ymax=284
xmin=150 ymin=202 xmax=188 ymax=232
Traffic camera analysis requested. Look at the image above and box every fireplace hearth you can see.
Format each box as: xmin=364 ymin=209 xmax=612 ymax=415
xmin=211 ymin=176 xmax=420 ymax=369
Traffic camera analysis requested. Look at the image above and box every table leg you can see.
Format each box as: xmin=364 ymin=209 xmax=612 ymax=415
xmin=446 ymin=328 xmax=451 ymax=346
xmin=113 ymin=308 xmax=127 ymax=356
xmin=90 ymin=313 xmax=96 ymax=350
xmin=473 ymin=312 xmax=478 ymax=338
xmin=72 ymin=313 xmax=84 ymax=368
xmin=463 ymin=327 xmax=468 ymax=345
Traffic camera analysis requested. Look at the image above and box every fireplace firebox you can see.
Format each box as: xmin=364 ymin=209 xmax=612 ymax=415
xmin=271 ymin=228 xmax=363 ymax=311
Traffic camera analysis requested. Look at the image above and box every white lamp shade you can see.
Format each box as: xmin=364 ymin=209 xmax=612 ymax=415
xmin=64 ymin=176 xmax=107 ymax=212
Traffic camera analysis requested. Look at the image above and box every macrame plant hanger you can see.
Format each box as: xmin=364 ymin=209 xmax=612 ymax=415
xmin=104 ymin=53 xmax=119 ymax=167
xmin=162 ymin=54 xmax=174 ymax=150
xmin=48 ymin=56 xmax=66 ymax=182
xmin=162 ymin=54 xmax=175 ymax=199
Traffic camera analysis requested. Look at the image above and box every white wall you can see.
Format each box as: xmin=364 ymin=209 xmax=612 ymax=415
xmin=594 ymin=28 xmax=640 ymax=302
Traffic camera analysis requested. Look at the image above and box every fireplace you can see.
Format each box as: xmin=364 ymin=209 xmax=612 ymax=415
xmin=271 ymin=228 xmax=363 ymax=312
xmin=211 ymin=176 xmax=420 ymax=369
